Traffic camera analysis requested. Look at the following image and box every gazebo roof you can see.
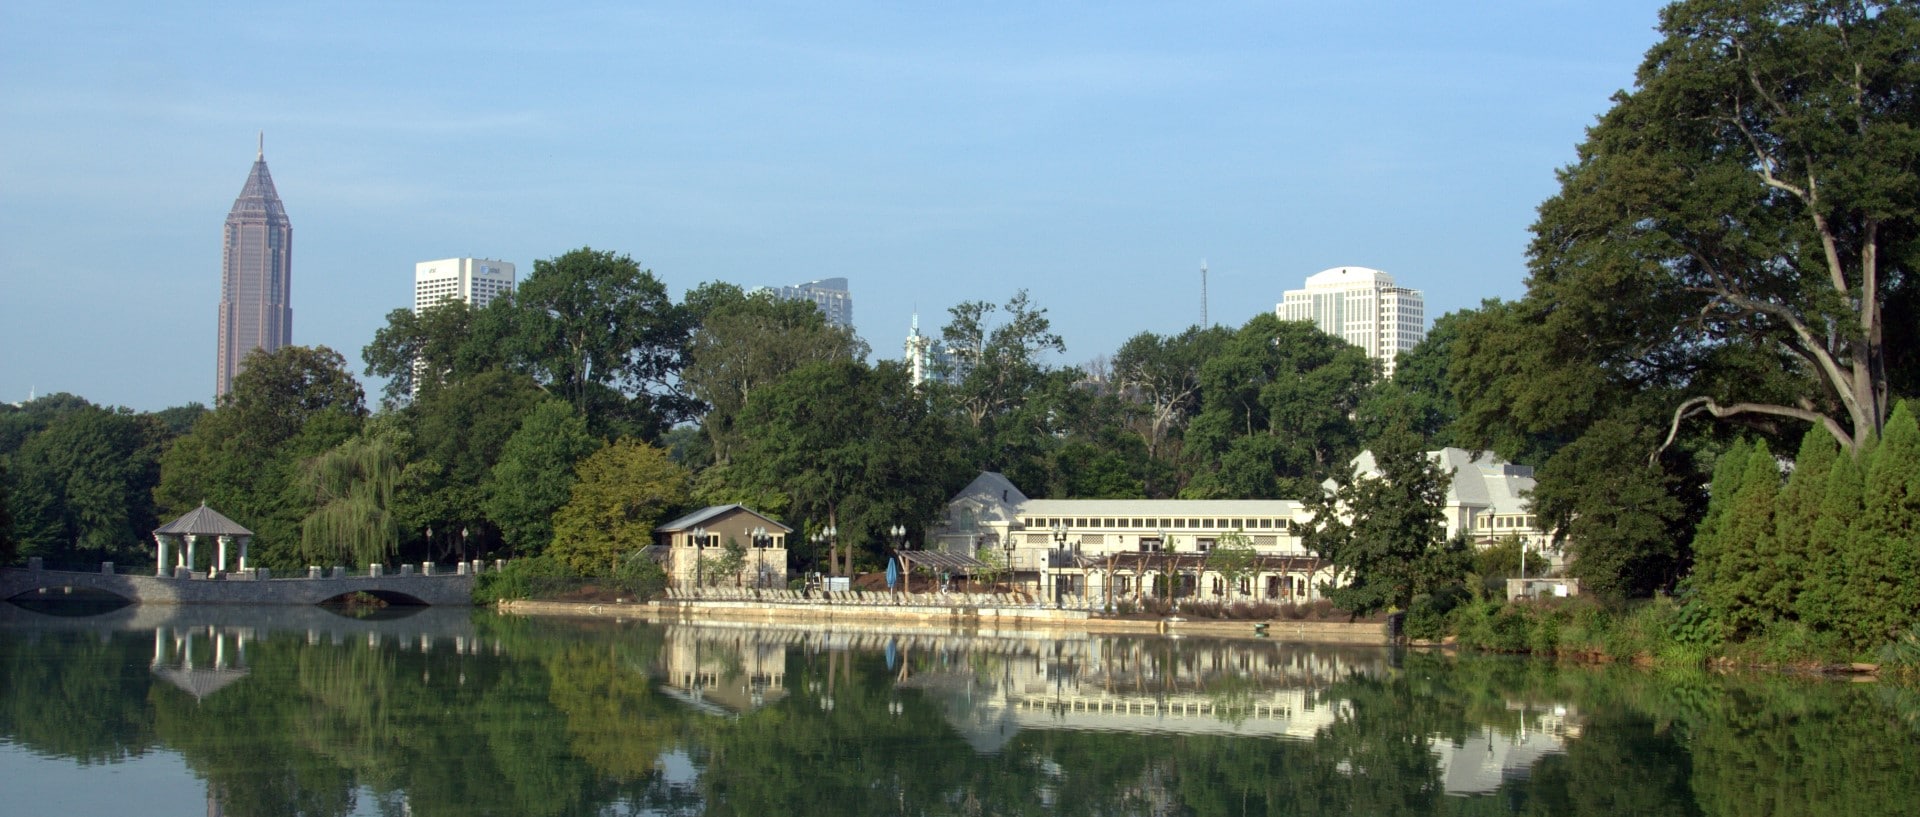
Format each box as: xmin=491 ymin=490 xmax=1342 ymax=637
xmin=154 ymin=503 xmax=253 ymax=537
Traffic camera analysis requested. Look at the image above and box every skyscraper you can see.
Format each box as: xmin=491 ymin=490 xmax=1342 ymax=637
xmin=754 ymin=277 xmax=853 ymax=329
xmin=1278 ymin=266 xmax=1425 ymax=379
xmin=215 ymin=139 xmax=293 ymax=398
xmin=414 ymin=257 xmax=516 ymax=313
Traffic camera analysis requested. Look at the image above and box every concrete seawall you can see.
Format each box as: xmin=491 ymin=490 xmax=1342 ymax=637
xmin=498 ymin=598 xmax=1393 ymax=645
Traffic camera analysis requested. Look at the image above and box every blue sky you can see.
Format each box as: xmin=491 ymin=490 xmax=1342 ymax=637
xmin=1 ymin=1 xmax=1671 ymax=412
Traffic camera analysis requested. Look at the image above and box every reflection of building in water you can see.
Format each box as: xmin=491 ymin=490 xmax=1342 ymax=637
xmin=149 ymin=625 xmax=252 ymax=703
xmin=1431 ymin=704 xmax=1580 ymax=795
xmin=905 ymin=637 xmax=1380 ymax=751
xmin=656 ymin=625 xmax=789 ymax=715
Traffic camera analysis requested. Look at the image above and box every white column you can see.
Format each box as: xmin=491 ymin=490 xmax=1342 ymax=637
xmin=183 ymin=535 xmax=197 ymax=572
xmin=155 ymin=535 xmax=170 ymax=577
xmin=216 ymin=535 xmax=230 ymax=573
xmin=238 ymin=537 xmax=250 ymax=572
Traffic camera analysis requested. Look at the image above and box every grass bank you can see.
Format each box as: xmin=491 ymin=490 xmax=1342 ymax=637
xmin=1431 ymin=595 xmax=1919 ymax=679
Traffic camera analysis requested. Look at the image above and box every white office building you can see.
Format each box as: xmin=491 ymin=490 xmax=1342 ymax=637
xmin=904 ymin=313 xmax=954 ymax=388
xmin=1278 ymin=266 xmax=1425 ymax=379
xmin=414 ymin=257 xmax=516 ymax=313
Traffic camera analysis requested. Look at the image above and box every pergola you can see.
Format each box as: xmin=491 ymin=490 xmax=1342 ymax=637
xmin=152 ymin=502 xmax=254 ymax=577
xmin=1097 ymin=551 xmax=1329 ymax=604
xmin=894 ymin=549 xmax=990 ymax=590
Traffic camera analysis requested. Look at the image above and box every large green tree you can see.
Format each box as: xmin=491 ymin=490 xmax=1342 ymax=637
xmin=154 ymin=346 xmax=365 ymax=569
xmin=0 ymin=460 xmax=15 ymax=564
xmin=295 ymin=421 xmax=406 ymax=569
xmin=361 ymin=300 xmax=498 ymax=408
xmin=680 ymin=282 xmax=865 ymax=466
xmin=5 ymin=404 xmax=167 ymax=566
xmin=1529 ymin=0 xmax=1920 ymax=453
xmin=935 ymin=291 xmax=1066 ymax=474
xmin=393 ymin=368 xmax=545 ymax=560
xmin=729 ymin=359 xmax=964 ymax=575
xmin=497 ymin=248 xmax=696 ymax=439
xmin=1302 ymin=422 xmax=1458 ymax=616
xmin=549 ymin=438 xmax=689 ymax=575
xmin=1110 ymin=325 xmax=1231 ymax=495
xmin=1184 ymin=315 xmax=1374 ymax=499
xmin=483 ymin=399 xmax=598 ymax=557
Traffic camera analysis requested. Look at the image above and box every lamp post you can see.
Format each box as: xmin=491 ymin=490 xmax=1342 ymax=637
xmin=889 ymin=525 xmax=908 ymax=593
xmin=1002 ymin=533 xmax=1018 ymax=598
xmin=1050 ymin=521 xmax=1069 ymax=608
xmin=691 ymin=526 xmax=707 ymax=588
xmin=752 ymin=526 xmax=769 ymax=588
xmin=1157 ymin=529 xmax=1174 ymax=609
xmin=812 ymin=525 xmax=838 ymax=584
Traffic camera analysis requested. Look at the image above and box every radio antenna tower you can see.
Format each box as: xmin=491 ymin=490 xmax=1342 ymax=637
xmin=1200 ymin=260 xmax=1209 ymax=328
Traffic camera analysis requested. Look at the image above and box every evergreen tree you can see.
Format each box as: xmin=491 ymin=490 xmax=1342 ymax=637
xmin=1848 ymin=401 xmax=1920 ymax=644
xmin=1688 ymin=439 xmax=1754 ymax=605
xmin=1798 ymin=444 xmax=1865 ymax=641
xmin=1767 ymin=428 xmax=1838 ymax=623
xmin=1708 ymin=440 xmax=1781 ymax=638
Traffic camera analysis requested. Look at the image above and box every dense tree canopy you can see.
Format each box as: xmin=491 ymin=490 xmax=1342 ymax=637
xmin=1184 ymin=315 xmax=1374 ymax=500
xmin=728 ymin=359 xmax=965 ymax=575
xmin=1529 ymin=0 xmax=1920 ymax=452
xmin=680 ymin=282 xmax=865 ymax=466
xmin=484 ymin=400 xmax=598 ymax=557
xmin=498 ymin=248 xmax=697 ymax=439
xmin=6 ymin=404 xmax=167 ymax=565
xmin=549 ymin=438 xmax=689 ymax=574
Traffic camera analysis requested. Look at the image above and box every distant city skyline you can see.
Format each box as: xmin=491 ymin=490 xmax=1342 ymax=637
xmin=755 ymin=277 xmax=853 ymax=330
xmin=0 ymin=1 xmax=1675 ymax=411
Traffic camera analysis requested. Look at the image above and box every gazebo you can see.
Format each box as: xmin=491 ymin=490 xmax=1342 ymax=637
xmin=152 ymin=503 xmax=254 ymax=577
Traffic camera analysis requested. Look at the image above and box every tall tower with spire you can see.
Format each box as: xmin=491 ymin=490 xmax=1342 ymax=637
xmin=216 ymin=136 xmax=293 ymax=398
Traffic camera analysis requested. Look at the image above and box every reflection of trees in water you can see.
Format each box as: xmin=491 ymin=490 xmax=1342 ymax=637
xmin=9 ymin=615 xmax=1920 ymax=816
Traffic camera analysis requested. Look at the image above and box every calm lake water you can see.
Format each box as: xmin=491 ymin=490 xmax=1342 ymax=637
xmin=2 ymin=601 xmax=1917 ymax=817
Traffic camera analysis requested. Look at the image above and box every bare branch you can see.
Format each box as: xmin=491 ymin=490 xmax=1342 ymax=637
xmin=1655 ymin=396 xmax=1854 ymax=462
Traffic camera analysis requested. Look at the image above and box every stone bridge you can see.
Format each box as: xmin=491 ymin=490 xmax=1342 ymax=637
xmin=0 ymin=564 xmax=475 ymax=606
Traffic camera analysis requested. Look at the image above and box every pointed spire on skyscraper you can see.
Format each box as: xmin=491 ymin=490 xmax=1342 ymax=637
xmin=257 ymin=131 xmax=263 ymax=160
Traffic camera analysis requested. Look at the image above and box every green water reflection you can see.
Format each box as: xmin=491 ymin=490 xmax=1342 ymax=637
xmin=2 ymin=603 xmax=1917 ymax=816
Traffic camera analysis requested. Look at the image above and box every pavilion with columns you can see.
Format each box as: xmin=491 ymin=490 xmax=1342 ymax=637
xmin=152 ymin=503 xmax=254 ymax=577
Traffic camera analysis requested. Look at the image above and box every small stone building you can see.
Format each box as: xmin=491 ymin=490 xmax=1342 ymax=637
xmin=654 ymin=505 xmax=792 ymax=589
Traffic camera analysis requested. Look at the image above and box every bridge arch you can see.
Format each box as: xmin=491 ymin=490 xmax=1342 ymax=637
xmin=319 ymin=589 xmax=433 ymax=607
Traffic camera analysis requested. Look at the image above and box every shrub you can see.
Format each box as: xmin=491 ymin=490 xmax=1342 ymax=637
xmin=1406 ymin=587 xmax=1469 ymax=641
xmin=1877 ymin=626 xmax=1920 ymax=680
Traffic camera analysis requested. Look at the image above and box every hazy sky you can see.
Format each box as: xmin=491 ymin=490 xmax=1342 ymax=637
xmin=0 ymin=1 xmax=1672 ymax=412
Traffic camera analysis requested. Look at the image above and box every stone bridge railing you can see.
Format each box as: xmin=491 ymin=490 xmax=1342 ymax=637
xmin=0 ymin=560 xmax=477 ymax=606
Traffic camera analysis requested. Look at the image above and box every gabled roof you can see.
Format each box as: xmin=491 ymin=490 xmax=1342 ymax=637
xmin=657 ymin=505 xmax=793 ymax=533
xmin=1347 ymin=448 xmax=1536 ymax=515
xmin=154 ymin=503 xmax=253 ymax=537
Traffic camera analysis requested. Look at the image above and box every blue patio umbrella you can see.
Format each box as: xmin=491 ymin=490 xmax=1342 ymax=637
xmin=886 ymin=557 xmax=899 ymax=590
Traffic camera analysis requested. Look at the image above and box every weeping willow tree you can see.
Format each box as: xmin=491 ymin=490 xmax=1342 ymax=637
xmin=297 ymin=432 xmax=403 ymax=568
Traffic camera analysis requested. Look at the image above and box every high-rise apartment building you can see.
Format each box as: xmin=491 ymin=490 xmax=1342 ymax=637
xmin=414 ymin=257 xmax=516 ymax=313
xmin=1278 ymin=266 xmax=1425 ymax=378
xmin=215 ymin=141 xmax=294 ymax=398
xmin=756 ymin=277 xmax=853 ymax=329
xmin=903 ymin=313 xmax=953 ymax=387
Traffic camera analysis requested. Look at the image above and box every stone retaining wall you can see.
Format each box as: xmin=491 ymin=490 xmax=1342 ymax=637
xmin=497 ymin=598 xmax=1392 ymax=644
